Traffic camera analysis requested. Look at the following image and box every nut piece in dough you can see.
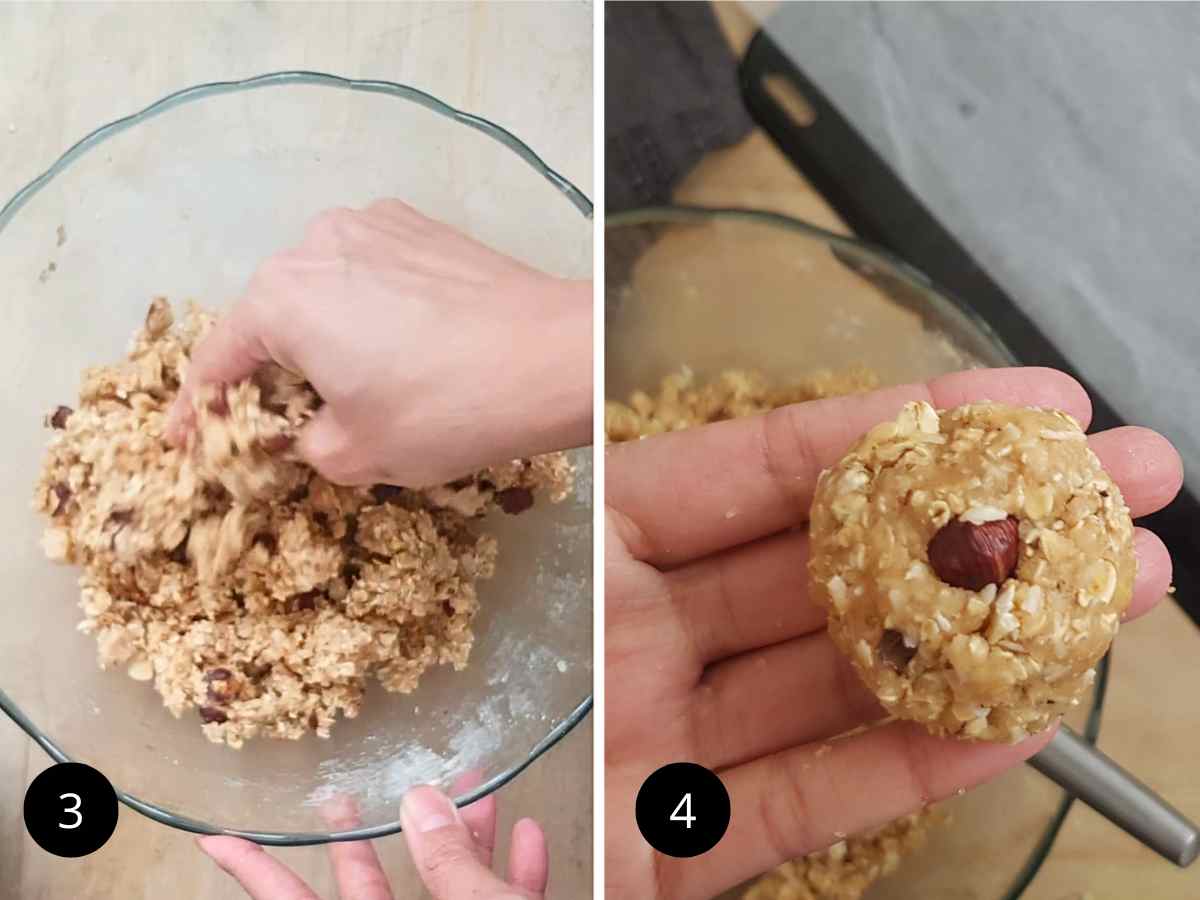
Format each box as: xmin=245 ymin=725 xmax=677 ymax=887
xmin=808 ymin=401 xmax=1135 ymax=742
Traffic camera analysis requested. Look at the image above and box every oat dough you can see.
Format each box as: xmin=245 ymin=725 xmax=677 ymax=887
xmin=741 ymin=811 xmax=939 ymax=900
xmin=810 ymin=401 xmax=1135 ymax=742
xmin=35 ymin=298 xmax=573 ymax=748
xmin=604 ymin=365 xmax=878 ymax=441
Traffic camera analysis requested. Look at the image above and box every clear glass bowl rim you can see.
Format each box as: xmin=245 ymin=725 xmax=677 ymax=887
xmin=0 ymin=70 xmax=594 ymax=846
xmin=606 ymin=204 xmax=1110 ymax=900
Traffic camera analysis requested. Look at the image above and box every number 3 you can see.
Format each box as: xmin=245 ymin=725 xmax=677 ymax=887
xmin=58 ymin=793 xmax=83 ymax=830
xmin=670 ymin=793 xmax=696 ymax=829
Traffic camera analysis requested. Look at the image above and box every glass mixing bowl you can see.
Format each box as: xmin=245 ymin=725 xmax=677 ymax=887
xmin=0 ymin=73 xmax=593 ymax=844
xmin=607 ymin=206 xmax=1106 ymax=900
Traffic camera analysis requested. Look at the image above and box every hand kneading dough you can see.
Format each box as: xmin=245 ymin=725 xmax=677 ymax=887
xmin=809 ymin=401 xmax=1135 ymax=743
xmin=34 ymin=298 xmax=573 ymax=747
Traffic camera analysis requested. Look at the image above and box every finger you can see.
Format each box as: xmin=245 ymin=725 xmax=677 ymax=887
xmin=166 ymin=303 xmax=272 ymax=445
xmin=298 ymin=406 xmax=380 ymax=486
xmin=1126 ymin=527 xmax=1172 ymax=620
xmin=507 ymin=818 xmax=549 ymax=897
xmin=400 ymin=786 xmax=518 ymax=900
xmin=319 ymin=797 xmax=395 ymax=900
xmin=450 ymin=770 xmax=498 ymax=867
xmin=608 ymin=367 xmax=1092 ymax=567
xmin=665 ymin=721 xmax=1056 ymax=900
xmin=1088 ymin=426 xmax=1183 ymax=517
xmin=197 ymin=836 xmax=320 ymax=900
xmin=691 ymin=527 xmax=1170 ymax=767
xmin=665 ymin=530 xmax=822 ymax=663
xmin=660 ymin=421 xmax=1179 ymax=664
xmin=691 ymin=631 xmax=883 ymax=770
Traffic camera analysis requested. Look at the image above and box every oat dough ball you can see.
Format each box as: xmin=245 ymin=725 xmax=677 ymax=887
xmin=809 ymin=401 xmax=1136 ymax=742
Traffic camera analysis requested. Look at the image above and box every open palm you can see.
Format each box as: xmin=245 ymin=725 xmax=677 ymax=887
xmin=604 ymin=368 xmax=1181 ymax=900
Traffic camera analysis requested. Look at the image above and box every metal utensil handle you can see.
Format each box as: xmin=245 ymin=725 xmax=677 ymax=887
xmin=1030 ymin=726 xmax=1199 ymax=866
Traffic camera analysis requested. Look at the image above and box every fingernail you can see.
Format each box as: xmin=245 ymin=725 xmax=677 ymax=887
xmin=401 ymin=786 xmax=458 ymax=833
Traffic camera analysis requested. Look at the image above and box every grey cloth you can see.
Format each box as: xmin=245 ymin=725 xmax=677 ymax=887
xmin=758 ymin=2 xmax=1200 ymax=484
xmin=605 ymin=1 xmax=754 ymax=211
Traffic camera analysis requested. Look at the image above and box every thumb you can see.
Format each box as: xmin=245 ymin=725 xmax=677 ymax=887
xmin=401 ymin=787 xmax=528 ymax=900
xmin=167 ymin=302 xmax=272 ymax=445
xmin=296 ymin=405 xmax=376 ymax=486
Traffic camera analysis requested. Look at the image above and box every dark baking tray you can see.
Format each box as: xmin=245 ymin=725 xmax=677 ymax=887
xmin=739 ymin=26 xmax=1200 ymax=628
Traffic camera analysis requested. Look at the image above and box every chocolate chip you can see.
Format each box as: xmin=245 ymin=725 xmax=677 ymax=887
xmin=370 ymin=483 xmax=406 ymax=504
xmin=496 ymin=487 xmax=534 ymax=515
xmin=47 ymin=405 xmax=73 ymax=429
xmin=204 ymin=668 xmax=233 ymax=682
xmin=308 ymin=711 xmax=320 ymax=730
xmin=260 ymin=432 xmax=294 ymax=454
xmin=442 ymin=601 xmax=455 ymax=617
xmin=879 ymin=630 xmax=918 ymax=672
xmin=107 ymin=509 xmax=133 ymax=525
xmin=312 ymin=512 xmax=330 ymax=533
xmin=246 ymin=662 xmax=272 ymax=680
xmin=340 ymin=563 xmax=361 ymax=584
xmin=286 ymin=481 xmax=310 ymax=503
xmin=478 ymin=479 xmax=495 ymax=492
xmin=198 ymin=706 xmax=228 ymax=724
xmin=51 ymin=482 xmax=72 ymax=516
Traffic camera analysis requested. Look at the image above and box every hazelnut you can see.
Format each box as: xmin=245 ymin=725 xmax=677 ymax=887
xmin=878 ymin=630 xmax=917 ymax=672
xmin=369 ymin=483 xmax=406 ymax=504
xmin=47 ymin=405 xmax=73 ymax=429
xmin=286 ymin=590 xmax=320 ymax=613
xmin=51 ymin=482 xmax=72 ymax=516
xmin=198 ymin=706 xmax=228 ymax=724
xmin=496 ymin=487 xmax=534 ymax=515
xmin=928 ymin=515 xmax=1019 ymax=591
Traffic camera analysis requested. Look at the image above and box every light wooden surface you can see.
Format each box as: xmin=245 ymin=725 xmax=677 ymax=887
xmin=0 ymin=3 xmax=593 ymax=899
xmin=695 ymin=6 xmax=1200 ymax=896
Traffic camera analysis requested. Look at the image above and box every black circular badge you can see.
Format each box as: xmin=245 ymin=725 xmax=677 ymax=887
xmin=24 ymin=762 xmax=118 ymax=857
xmin=635 ymin=761 xmax=730 ymax=858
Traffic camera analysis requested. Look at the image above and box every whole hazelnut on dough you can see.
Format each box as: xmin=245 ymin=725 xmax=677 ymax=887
xmin=927 ymin=515 xmax=1020 ymax=591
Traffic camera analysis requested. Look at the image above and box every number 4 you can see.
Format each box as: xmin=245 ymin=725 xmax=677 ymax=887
xmin=59 ymin=793 xmax=83 ymax=830
xmin=670 ymin=793 xmax=695 ymax=829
